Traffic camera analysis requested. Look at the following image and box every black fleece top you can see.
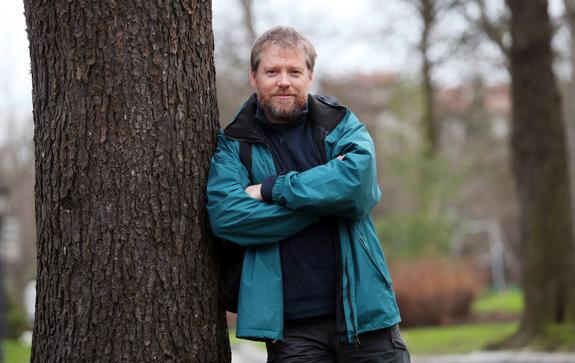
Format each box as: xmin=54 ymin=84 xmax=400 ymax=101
xmin=256 ymin=104 xmax=338 ymax=320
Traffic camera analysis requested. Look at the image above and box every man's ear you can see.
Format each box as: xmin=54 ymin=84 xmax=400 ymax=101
xmin=249 ymin=71 xmax=257 ymax=89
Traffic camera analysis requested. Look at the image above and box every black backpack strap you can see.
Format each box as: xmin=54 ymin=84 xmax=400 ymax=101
xmin=239 ymin=141 xmax=253 ymax=183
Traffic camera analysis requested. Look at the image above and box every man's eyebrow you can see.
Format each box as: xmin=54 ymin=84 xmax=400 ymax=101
xmin=261 ymin=64 xmax=305 ymax=72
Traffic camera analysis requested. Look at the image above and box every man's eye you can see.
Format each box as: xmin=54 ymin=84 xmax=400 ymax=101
xmin=266 ymin=70 xmax=277 ymax=76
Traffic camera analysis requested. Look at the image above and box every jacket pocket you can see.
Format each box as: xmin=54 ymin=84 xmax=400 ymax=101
xmin=358 ymin=233 xmax=392 ymax=290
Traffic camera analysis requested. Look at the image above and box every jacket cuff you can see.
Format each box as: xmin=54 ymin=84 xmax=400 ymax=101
xmin=261 ymin=176 xmax=278 ymax=203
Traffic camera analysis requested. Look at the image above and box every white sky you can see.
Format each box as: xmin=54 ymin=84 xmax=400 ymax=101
xmin=0 ymin=0 xmax=569 ymax=133
xmin=212 ymin=0 xmax=419 ymax=76
xmin=0 ymin=0 xmax=32 ymax=128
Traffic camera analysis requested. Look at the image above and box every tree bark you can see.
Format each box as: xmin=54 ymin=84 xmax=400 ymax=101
xmin=507 ymin=0 xmax=575 ymax=343
xmin=24 ymin=0 xmax=230 ymax=361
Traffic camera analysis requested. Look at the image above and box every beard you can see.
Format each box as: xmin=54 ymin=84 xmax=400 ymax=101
xmin=260 ymin=95 xmax=307 ymax=124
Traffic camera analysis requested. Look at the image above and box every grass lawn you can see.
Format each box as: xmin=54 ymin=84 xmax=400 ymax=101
xmin=4 ymin=340 xmax=31 ymax=363
xmin=401 ymin=289 xmax=522 ymax=354
xmin=402 ymin=321 xmax=518 ymax=355
xmin=229 ymin=331 xmax=267 ymax=351
xmin=5 ymin=290 xmax=525 ymax=360
xmin=472 ymin=288 xmax=523 ymax=315
xmin=529 ymin=324 xmax=575 ymax=351
xmin=6 ymin=288 xmax=568 ymax=358
xmin=230 ymin=321 xmax=520 ymax=355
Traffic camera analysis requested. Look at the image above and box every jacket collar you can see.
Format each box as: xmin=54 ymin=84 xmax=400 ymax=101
xmin=224 ymin=93 xmax=347 ymax=143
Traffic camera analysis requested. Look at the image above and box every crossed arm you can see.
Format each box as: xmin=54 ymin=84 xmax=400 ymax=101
xmin=206 ymin=132 xmax=320 ymax=246
xmin=206 ymin=112 xmax=381 ymax=246
xmin=244 ymin=155 xmax=346 ymax=201
xmin=245 ymin=112 xmax=381 ymax=220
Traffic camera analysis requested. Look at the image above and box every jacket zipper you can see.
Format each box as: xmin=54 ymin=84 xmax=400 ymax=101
xmin=316 ymin=126 xmax=360 ymax=344
xmin=241 ymin=124 xmax=360 ymax=342
xmin=315 ymin=126 xmax=352 ymax=340
xmin=314 ymin=126 xmax=329 ymax=163
xmin=344 ymin=263 xmax=360 ymax=344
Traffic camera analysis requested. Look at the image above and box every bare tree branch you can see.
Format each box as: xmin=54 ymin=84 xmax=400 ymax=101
xmin=239 ymin=0 xmax=257 ymax=45
xmin=452 ymin=0 xmax=510 ymax=61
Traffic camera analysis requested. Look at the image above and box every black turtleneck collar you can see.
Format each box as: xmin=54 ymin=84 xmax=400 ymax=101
xmin=224 ymin=93 xmax=347 ymax=144
xmin=255 ymin=98 xmax=309 ymax=131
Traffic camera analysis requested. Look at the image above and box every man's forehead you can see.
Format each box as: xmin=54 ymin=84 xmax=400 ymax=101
xmin=259 ymin=45 xmax=306 ymax=64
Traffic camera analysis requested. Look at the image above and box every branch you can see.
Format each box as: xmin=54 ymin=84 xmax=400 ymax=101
xmin=239 ymin=0 xmax=257 ymax=45
xmin=455 ymin=0 xmax=510 ymax=59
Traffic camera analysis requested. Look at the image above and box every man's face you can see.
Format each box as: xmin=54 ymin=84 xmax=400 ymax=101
xmin=250 ymin=45 xmax=313 ymax=124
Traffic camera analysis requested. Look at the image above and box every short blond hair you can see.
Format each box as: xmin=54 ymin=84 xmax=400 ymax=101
xmin=250 ymin=26 xmax=317 ymax=72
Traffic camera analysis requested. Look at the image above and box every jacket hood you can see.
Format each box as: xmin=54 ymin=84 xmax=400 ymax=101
xmin=224 ymin=93 xmax=347 ymax=143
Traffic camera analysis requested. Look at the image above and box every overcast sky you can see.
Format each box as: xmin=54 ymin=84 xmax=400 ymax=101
xmin=0 ymin=0 xmax=568 ymax=132
xmin=2 ymin=0 xmax=415 ymax=129
xmin=0 ymin=0 xmax=32 ymax=126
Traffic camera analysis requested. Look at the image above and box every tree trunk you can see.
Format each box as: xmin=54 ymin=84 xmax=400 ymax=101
xmin=24 ymin=0 xmax=230 ymax=361
xmin=419 ymin=0 xmax=439 ymax=157
xmin=421 ymin=52 xmax=437 ymax=157
xmin=563 ymin=0 xmax=575 ymax=242
xmin=239 ymin=0 xmax=257 ymax=46
xmin=507 ymin=0 xmax=575 ymax=344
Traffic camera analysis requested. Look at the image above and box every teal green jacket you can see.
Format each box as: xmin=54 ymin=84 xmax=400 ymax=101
xmin=206 ymin=95 xmax=401 ymax=343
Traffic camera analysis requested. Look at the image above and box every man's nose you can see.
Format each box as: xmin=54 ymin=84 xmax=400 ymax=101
xmin=277 ymin=72 xmax=290 ymax=87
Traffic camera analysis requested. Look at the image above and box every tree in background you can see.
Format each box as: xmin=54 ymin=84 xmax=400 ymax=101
xmin=24 ymin=0 xmax=230 ymax=361
xmin=213 ymin=0 xmax=257 ymax=125
xmin=506 ymin=0 xmax=575 ymax=345
xmin=400 ymin=0 xmax=462 ymax=157
xmin=363 ymin=0 xmax=474 ymax=256
xmin=407 ymin=0 xmax=442 ymax=157
xmin=239 ymin=0 xmax=257 ymax=45
xmin=455 ymin=0 xmax=510 ymax=67
xmin=0 ymin=123 xmax=35 ymax=308
xmin=562 ymin=0 xmax=575 ymax=225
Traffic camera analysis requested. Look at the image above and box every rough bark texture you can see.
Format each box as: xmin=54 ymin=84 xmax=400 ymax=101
xmin=24 ymin=0 xmax=230 ymax=361
xmin=507 ymin=0 xmax=575 ymax=343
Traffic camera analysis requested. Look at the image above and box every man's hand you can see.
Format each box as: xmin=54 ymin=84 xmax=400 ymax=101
xmin=243 ymin=156 xmax=343 ymax=202
xmin=245 ymin=184 xmax=263 ymax=201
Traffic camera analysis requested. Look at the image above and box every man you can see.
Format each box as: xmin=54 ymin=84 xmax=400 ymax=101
xmin=207 ymin=26 xmax=410 ymax=362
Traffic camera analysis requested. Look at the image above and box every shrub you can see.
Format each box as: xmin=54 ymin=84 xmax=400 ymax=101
xmin=377 ymin=213 xmax=456 ymax=257
xmin=391 ymin=256 xmax=485 ymax=326
xmin=5 ymin=297 xmax=31 ymax=339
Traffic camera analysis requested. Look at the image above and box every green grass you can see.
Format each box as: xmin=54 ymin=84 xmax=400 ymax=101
xmin=229 ymin=331 xmax=266 ymax=351
xmin=472 ymin=288 xmax=523 ymax=315
xmin=402 ymin=321 xmax=518 ymax=355
xmin=4 ymin=340 xmax=31 ymax=363
xmin=399 ymin=289 xmax=523 ymax=354
xmin=528 ymin=324 xmax=575 ymax=351
xmin=231 ymin=322 xmax=520 ymax=355
xmin=7 ymin=321 xmax=570 ymax=359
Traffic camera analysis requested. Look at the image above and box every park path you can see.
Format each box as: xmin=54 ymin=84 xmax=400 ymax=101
xmin=231 ymin=342 xmax=575 ymax=363
xmin=413 ymin=352 xmax=575 ymax=363
xmin=231 ymin=342 xmax=267 ymax=362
